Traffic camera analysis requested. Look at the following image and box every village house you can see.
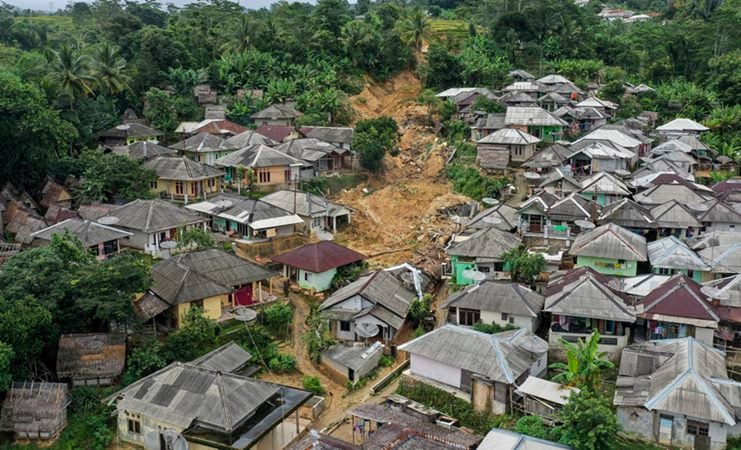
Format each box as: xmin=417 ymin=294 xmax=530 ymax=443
xmin=144 ymin=156 xmax=224 ymax=204
xmin=399 ymin=325 xmax=548 ymax=415
xmin=502 ymin=81 xmax=544 ymax=96
xmin=0 ymin=382 xmax=69 ymax=442
xmin=134 ymin=249 xmax=276 ymax=328
xmin=223 ymin=129 xmax=279 ymax=148
xmin=579 ymin=171 xmax=632 ymax=206
xmin=111 ymin=141 xmax=178 ymax=161
xmin=614 ymin=338 xmax=741 ymax=450
xmin=697 ymin=241 xmax=741 ymax=281
xmin=476 ymin=128 xmax=540 ymax=164
xmin=271 ymin=241 xmax=365 ymax=292
xmin=99 ymin=122 xmax=162 ymax=147
xmin=634 ymin=179 xmax=711 ymax=207
xmin=610 ymin=274 xmax=672 ymax=304
xmin=575 ymin=96 xmax=618 ymax=117
xmin=554 ymin=105 xmax=607 ymax=134
xmin=566 ymin=141 xmax=634 ymax=175
xmin=189 ymin=342 xmax=253 ymax=375
xmin=648 ymin=151 xmax=699 ymax=176
xmin=537 ymin=92 xmax=569 ymax=112
xmin=509 ymin=69 xmax=536 ymax=81
xmin=504 ymin=106 xmax=567 ymax=141
xmin=96 ymin=199 xmax=209 ymax=257
xmin=442 ymin=280 xmax=544 ymax=331
xmin=320 ymin=342 xmax=384 ymax=385
xmin=569 ymin=222 xmax=647 ymax=277
xmin=30 ymin=218 xmax=131 ymax=259
xmin=174 ymin=118 xmax=247 ymax=137
xmin=186 ymin=195 xmax=303 ymax=242
xmin=703 ymin=274 xmax=741 ymax=339
xmin=648 ymin=236 xmax=709 ymax=281
xmin=214 ymin=144 xmax=308 ymax=189
xmin=300 ymin=126 xmax=354 ymax=152
xmin=516 ymin=191 xmax=561 ymax=237
xmin=472 ymin=112 xmax=505 ymax=140
xmin=572 ymin=129 xmax=642 ymax=157
xmin=498 ymin=91 xmax=537 ymax=108
xmin=544 ymin=267 xmax=636 ymax=358
xmin=446 ymin=226 xmax=522 ymax=285
xmin=631 ymin=159 xmax=693 ymax=185
xmin=638 ymin=274 xmax=719 ymax=343
xmin=260 ymin=190 xmax=352 ymax=234
xmin=109 ymin=361 xmax=311 ymax=450
xmin=479 ymin=428 xmax=572 ymax=450
xmin=513 ymin=376 xmax=580 ymax=425
xmin=522 ymin=142 xmax=571 ymax=173
xmin=251 ymin=103 xmax=303 ymax=126
xmin=37 ymin=178 xmax=73 ymax=211
xmin=538 ymin=168 xmax=581 ymax=196
xmin=319 ymin=268 xmax=422 ymax=343
xmin=695 ymin=198 xmax=741 ymax=233
xmin=56 ymin=333 xmax=126 ymax=386
xmin=656 ymin=117 xmax=709 ymax=138
xmin=169 ymin=132 xmax=236 ymax=166
xmin=254 ymin=124 xmax=301 ymax=143
xmin=462 ymin=203 xmax=518 ymax=233
xmin=275 ymin=138 xmax=351 ymax=174
xmin=596 ymin=199 xmax=656 ymax=234
xmin=650 ymin=200 xmax=702 ymax=239
xmin=476 ymin=146 xmax=510 ymax=175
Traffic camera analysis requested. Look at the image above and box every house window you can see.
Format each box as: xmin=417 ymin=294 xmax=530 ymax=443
xmin=258 ymin=169 xmax=271 ymax=184
xmin=207 ymin=178 xmax=215 ymax=188
xmin=150 ymin=180 xmax=158 ymax=189
xmin=304 ymin=272 xmax=310 ymax=281
xmin=126 ymin=412 xmax=141 ymax=434
xmin=311 ymin=217 xmax=323 ymax=229
xmin=191 ymin=182 xmax=197 ymax=195
xmin=175 ymin=181 xmax=184 ymax=194
xmin=192 ymin=300 xmax=204 ymax=310
xmin=509 ymin=317 xmax=515 ymax=324
xmin=687 ymin=420 xmax=709 ymax=436
xmin=340 ymin=321 xmax=351 ymax=332
xmin=459 ymin=308 xmax=480 ymax=326
xmin=501 ymin=313 xmax=508 ymax=321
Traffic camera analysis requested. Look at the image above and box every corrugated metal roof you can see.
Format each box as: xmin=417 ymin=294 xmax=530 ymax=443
xmin=477 ymin=128 xmax=540 ymax=145
xmin=505 ymin=107 xmax=567 ymax=127
xmin=144 ymin=156 xmax=224 ymax=181
xmin=640 ymin=274 xmax=718 ymax=323
xmin=447 ymin=227 xmax=521 ymax=259
xmin=443 ymin=281 xmax=544 ymax=318
xmin=31 ymin=218 xmax=131 ymax=247
xmin=214 ymin=145 xmax=308 ymax=169
xmin=515 ymin=376 xmax=579 ymax=406
xmin=190 ymin=342 xmax=252 ymax=373
xmin=544 ymin=267 xmax=636 ymax=322
xmin=98 ymin=199 xmax=206 ymax=233
xmin=569 ymin=223 xmax=647 ymax=261
xmin=656 ymin=118 xmax=709 ymax=132
xmin=271 ymin=241 xmax=365 ymax=273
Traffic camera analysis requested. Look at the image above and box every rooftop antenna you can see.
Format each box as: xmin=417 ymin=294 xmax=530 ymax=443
xmin=162 ymin=429 xmax=189 ymax=450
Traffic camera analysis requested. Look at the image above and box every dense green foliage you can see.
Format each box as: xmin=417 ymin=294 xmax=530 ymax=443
xmin=301 ymin=302 xmax=336 ymax=363
xmin=550 ymin=330 xmax=615 ymax=391
xmin=471 ymin=322 xmax=518 ymax=334
xmin=557 ymin=390 xmax=621 ymax=450
xmin=502 ymin=245 xmax=546 ymax=285
xmin=302 ymin=375 xmax=326 ymax=396
xmin=353 ymin=116 xmax=400 ymax=172
xmin=261 ymin=302 xmax=294 ymax=338
xmin=0 ymin=234 xmax=150 ymax=380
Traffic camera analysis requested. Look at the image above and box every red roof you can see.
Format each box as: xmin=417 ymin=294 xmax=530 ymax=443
xmin=271 ymin=241 xmax=365 ymax=273
xmin=193 ymin=120 xmax=246 ymax=135
xmin=641 ymin=274 xmax=719 ymax=322
xmin=650 ymin=174 xmax=700 ymax=191
xmin=255 ymin=125 xmax=295 ymax=142
xmin=712 ymin=179 xmax=741 ymax=194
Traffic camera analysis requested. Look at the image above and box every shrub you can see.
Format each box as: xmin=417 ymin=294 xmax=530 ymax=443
xmin=302 ymin=375 xmax=326 ymax=396
xmin=268 ymin=353 xmax=298 ymax=373
xmin=379 ymin=355 xmax=395 ymax=367
xmin=515 ymin=415 xmax=548 ymax=439
xmin=262 ymin=302 xmax=294 ymax=337
xmin=472 ymin=322 xmax=518 ymax=334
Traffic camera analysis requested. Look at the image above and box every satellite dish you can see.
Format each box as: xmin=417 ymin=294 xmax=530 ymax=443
xmin=400 ymin=271 xmax=415 ymax=284
xmin=701 ymin=286 xmax=730 ymax=300
xmin=233 ymin=307 xmax=258 ymax=322
xmin=614 ymin=169 xmax=630 ymax=177
xmin=159 ymin=240 xmax=178 ymax=249
xmin=116 ymin=124 xmax=131 ymax=131
xmin=215 ymin=199 xmax=234 ymax=209
xmin=162 ymin=429 xmax=189 ymax=450
xmin=481 ymin=197 xmax=500 ymax=206
xmin=575 ymin=220 xmax=596 ymax=229
xmin=687 ymin=202 xmax=710 ymax=212
xmin=462 ymin=269 xmax=486 ymax=282
xmin=608 ymin=279 xmax=624 ymax=290
xmin=482 ymin=215 xmax=503 ymax=225
xmin=98 ymin=216 xmax=120 ymax=225
xmin=523 ymin=172 xmax=541 ymax=180
xmin=355 ymin=322 xmax=380 ymax=338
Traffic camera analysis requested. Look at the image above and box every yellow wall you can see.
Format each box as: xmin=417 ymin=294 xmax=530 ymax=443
xmin=150 ymin=178 xmax=222 ymax=197
xmin=175 ymin=295 xmax=226 ymax=327
xmin=254 ymin=166 xmax=289 ymax=186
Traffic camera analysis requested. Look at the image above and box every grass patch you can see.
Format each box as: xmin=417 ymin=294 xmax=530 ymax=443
xmin=430 ymin=19 xmax=470 ymax=44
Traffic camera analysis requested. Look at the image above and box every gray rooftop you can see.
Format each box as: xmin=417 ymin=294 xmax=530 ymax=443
xmin=647 ymin=236 xmax=709 ymax=271
xmin=98 ymin=199 xmax=206 ymax=233
xmin=301 ymin=126 xmax=353 ymax=144
xmin=169 ymin=132 xmax=232 ymax=153
xmin=544 ymin=268 xmax=635 ymax=322
xmin=443 ymin=281 xmax=544 ymax=318
xmin=504 ymin=107 xmax=567 ymax=127
xmin=223 ymin=130 xmax=279 ymax=148
xmin=144 ymin=156 xmax=224 ymax=181
xmin=260 ymin=190 xmax=349 ymax=218
xmin=447 ymin=227 xmax=521 ymax=260
xmin=477 ymin=128 xmax=540 ymax=145
xmin=399 ymin=325 xmax=547 ymax=384
xmin=634 ymin=182 xmax=710 ymax=206
xmin=597 ymin=199 xmax=656 ymax=229
xmin=614 ymin=338 xmax=739 ymax=425
xmin=111 ymin=141 xmax=177 ymax=160
xmin=650 ymin=200 xmax=702 ymax=229
xmin=250 ymin=103 xmax=303 ymax=120
xmin=569 ymin=223 xmax=647 ymax=261
xmin=190 ymin=342 xmax=252 ymax=374
xmin=214 ymin=144 xmax=308 ymax=168
xmin=31 ymin=218 xmax=131 ymax=247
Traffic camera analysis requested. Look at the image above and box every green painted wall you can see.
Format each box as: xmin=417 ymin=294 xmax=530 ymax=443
xmin=298 ymin=268 xmax=337 ymax=292
xmin=575 ymin=255 xmax=637 ymax=277
xmin=451 ymin=255 xmax=476 ymax=286
xmin=651 ymin=267 xmax=705 ymax=283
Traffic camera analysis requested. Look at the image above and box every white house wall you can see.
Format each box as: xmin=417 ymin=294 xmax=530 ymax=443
xmin=410 ymin=354 xmax=462 ymax=389
xmin=479 ymin=310 xmax=538 ymax=332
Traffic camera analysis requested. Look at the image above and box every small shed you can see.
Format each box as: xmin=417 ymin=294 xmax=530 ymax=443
xmin=56 ymin=333 xmax=126 ymax=386
xmin=271 ymin=241 xmax=365 ymax=292
xmin=0 ymin=382 xmax=69 ymax=441
xmin=321 ymin=342 xmax=384 ymax=384
xmin=514 ymin=376 xmax=579 ymax=424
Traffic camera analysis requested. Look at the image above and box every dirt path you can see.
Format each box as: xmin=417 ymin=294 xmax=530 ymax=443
xmin=507 ymin=171 xmax=528 ymax=207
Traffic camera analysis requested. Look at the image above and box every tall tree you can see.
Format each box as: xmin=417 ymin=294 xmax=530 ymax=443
xmin=396 ymin=8 xmax=431 ymax=59
xmin=45 ymin=44 xmax=96 ymax=107
xmin=550 ymin=330 xmax=615 ymax=391
xmin=90 ymin=42 xmax=131 ymax=96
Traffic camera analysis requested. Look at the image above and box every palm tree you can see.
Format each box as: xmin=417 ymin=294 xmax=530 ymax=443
xmin=220 ymin=15 xmax=252 ymax=55
xmin=396 ymin=8 xmax=432 ymax=59
xmin=90 ymin=42 xmax=131 ymax=96
xmin=550 ymin=330 xmax=615 ymax=391
xmin=46 ymin=44 xmax=96 ymax=107
xmin=340 ymin=21 xmax=374 ymax=67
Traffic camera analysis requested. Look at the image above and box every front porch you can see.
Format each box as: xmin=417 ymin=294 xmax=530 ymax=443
xmin=549 ymin=316 xmax=631 ymax=356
